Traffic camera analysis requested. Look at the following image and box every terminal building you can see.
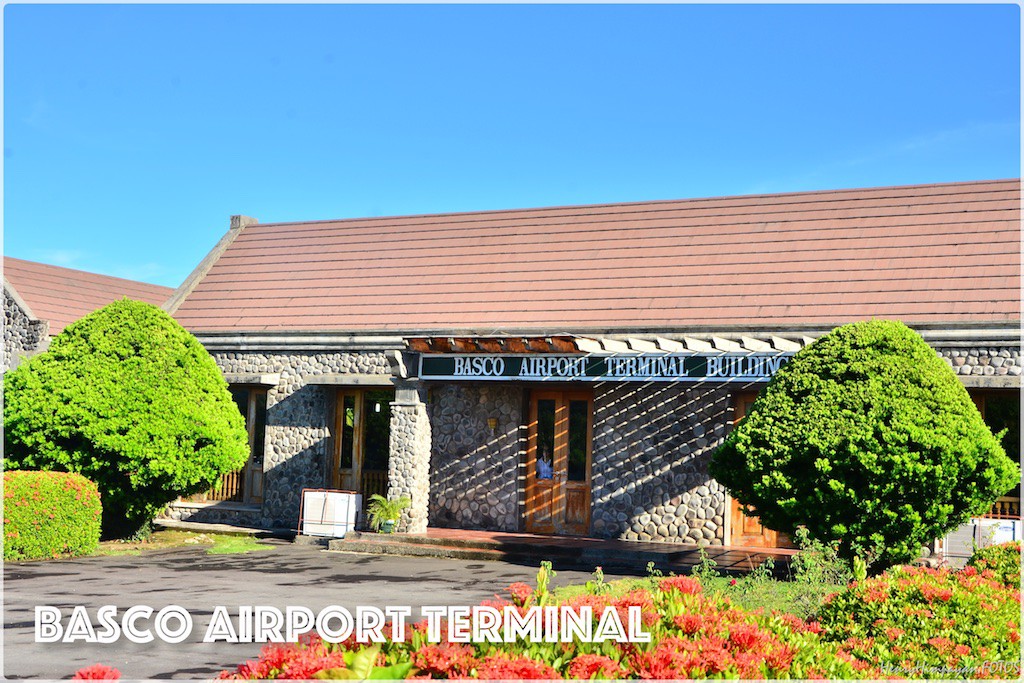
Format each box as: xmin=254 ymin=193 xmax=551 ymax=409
xmin=165 ymin=178 xmax=1021 ymax=550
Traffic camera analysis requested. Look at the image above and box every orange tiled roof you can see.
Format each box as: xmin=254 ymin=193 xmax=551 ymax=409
xmin=172 ymin=179 xmax=1020 ymax=333
xmin=4 ymin=257 xmax=174 ymax=334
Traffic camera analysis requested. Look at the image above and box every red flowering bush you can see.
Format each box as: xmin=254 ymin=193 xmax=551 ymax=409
xmin=567 ymin=654 xmax=622 ymax=679
xmin=967 ymin=540 xmax=1021 ymax=588
xmin=475 ymin=654 xmax=558 ymax=680
xmin=213 ymin=555 xmax=1021 ymax=680
xmin=411 ymin=642 xmax=478 ymax=678
xmin=817 ymin=562 xmax=1021 ymax=677
xmin=219 ymin=633 xmax=349 ymax=679
xmin=4 ymin=470 xmax=101 ymax=561
xmin=215 ymin=572 xmax=882 ymax=680
xmin=72 ymin=664 xmax=121 ymax=680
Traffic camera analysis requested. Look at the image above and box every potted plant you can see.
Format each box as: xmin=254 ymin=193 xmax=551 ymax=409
xmin=366 ymin=494 xmax=411 ymax=533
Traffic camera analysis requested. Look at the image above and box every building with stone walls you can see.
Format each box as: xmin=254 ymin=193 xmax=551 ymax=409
xmin=3 ymin=257 xmax=174 ymax=372
xmin=3 ymin=278 xmax=49 ymax=372
xmin=165 ymin=179 xmax=1021 ymax=552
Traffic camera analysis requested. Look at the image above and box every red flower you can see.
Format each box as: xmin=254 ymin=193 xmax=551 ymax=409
xmin=727 ymin=623 xmax=766 ymax=652
xmin=280 ymin=650 xmax=348 ymax=679
xmin=567 ymin=654 xmax=622 ymax=680
xmin=475 ymin=654 xmax=558 ymax=680
xmin=613 ymin=590 xmax=660 ymax=627
xmin=72 ymin=665 xmax=121 ymax=680
xmin=479 ymin=597 xmax=512 ymax=610
xmin=764 ymin=645 xmax=795 ymax=671
xmin=508 ymin=582 xmax=534 ymax=606
xmin=673 ymin=613 xmax=703 ymax=635
xmin=659 ymin=575 xmax=703 ymax=595
xmin=412 ymin=642 xmax=478 ymax=678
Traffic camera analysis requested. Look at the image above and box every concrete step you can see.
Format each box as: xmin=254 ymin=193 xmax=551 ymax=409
xmin=324 ymin=532 xmax=794 ymax=576
xmin=328 ymin=535 xmax=698 ymax=573
xmin=155 ymin=518 xmax=293 ymax=539
xmin=341 ymin=530 xmax=581 ymax=556
xmin=327 ymin=538 xmax=535 ymax=564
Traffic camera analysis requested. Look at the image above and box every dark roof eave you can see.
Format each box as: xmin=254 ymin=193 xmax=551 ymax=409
xmin=189 ymin=321 xmax=1021 ymax=352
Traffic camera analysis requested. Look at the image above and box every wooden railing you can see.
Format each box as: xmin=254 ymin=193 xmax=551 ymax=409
xmin=361 ymin=470 xmax=389 ymax=503
xmin=982 ymin=496 xmax=1021 ymax=520
xmin=187 ymin=469 xmax=245 ymax=503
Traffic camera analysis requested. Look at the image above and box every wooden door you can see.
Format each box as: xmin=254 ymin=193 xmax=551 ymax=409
xmin=332 ymin=389 xmax=393 ymax=501
xmin=242 ymin=390 xmax=266 ymax=504
xmin=727 ymin=392 xmax=795 ymax=549
xmin=332 ymin=390 xmax=362 ymax=492
xmin=526 ymin=390 xmax=593 ymax=536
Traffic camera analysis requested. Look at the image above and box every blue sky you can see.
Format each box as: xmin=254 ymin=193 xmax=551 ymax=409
xmin=3 ymin=4 xmax=1020 ymax=288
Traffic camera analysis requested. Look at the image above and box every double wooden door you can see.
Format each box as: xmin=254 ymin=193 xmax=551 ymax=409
xmin=525 ymin=390 xmax=593 ymax=536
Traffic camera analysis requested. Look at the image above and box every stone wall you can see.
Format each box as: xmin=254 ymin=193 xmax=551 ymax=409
xmin=3 ymin=287 xmax=48 ymax=372
xmin=935 ymin=346 xmax=1021 ymax=378
xmin=389 ymin=389 xmax=433 ymax=533
xmin=162 ymin=501 xmax=263 ymax=528
xmin=196 ymin=342 xmax=1019 ymax=538
xmin=211 ymin=351 xmax=392 ymax=528
xmin=591 ymin=383 xmax=732 ymax=544
xmin=428 ymin=384 xmax=523 ymax=532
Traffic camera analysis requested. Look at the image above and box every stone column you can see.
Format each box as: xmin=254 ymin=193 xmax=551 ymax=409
xmin=388 ymin=381 xmax=432 ymax=533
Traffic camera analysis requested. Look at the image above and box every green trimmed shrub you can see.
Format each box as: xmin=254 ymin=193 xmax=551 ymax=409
xmin=4 ymin=470 xmax=101 ymax=560
xmin=710 ymin=319 xmax=1019 ymax=571
xmin=967 ymin=541 xmax=1021 ymax=588
xmin=3 ymin=299 xmax=249 ymax=537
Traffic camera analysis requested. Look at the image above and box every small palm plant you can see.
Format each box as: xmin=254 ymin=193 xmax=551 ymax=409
xmin=366 ymin=494 xmax=411 ymax=533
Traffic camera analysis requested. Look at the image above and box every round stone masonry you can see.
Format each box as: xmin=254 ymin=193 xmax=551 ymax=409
xmin=591 ymin=383 xmax=731 ymax=545
xmin=211 ymin=351 xmax=393 ymax=528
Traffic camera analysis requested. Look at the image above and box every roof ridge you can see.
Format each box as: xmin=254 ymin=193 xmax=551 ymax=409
xmin=3 ymin=256 xmax=174 ymax=292
xmin=244 ymin=178 xmax=1019 ymax=229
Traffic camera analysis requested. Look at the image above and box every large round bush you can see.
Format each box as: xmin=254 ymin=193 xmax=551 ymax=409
xmin=3 ymin=299 xmax=249 ymax=537
xmin=710 ymin=319 xmax=1019 ymax=570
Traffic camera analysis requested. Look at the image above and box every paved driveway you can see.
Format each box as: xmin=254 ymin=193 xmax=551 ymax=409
xmin=4 ymin=539 xmax=618 ymax=679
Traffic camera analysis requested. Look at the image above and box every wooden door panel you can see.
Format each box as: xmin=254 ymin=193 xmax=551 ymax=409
xmin=533 ymin=484 xmax=555 ymax=528
xmin=249 ymin=469 xmax=264 ymax=503
xmin=563 ymin=485 xmax=590 ymax=531
xmin=730 ymin=500 xmax=782 ymax=548
xmin=334 ymin=470 xmax=357 ymax=492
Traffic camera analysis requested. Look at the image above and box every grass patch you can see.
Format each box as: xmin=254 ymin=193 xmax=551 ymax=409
xmin=553 ymin=576 xmax=656 ymax=602
xmin=93 ymin=529 xmax=274 ymax=557
xmin=207 ymin=534 xmax=275 ymax=555
xmin=553 ymin=570 xmax=842 ymax=621
xmin=94 ymin=529 xmax=211 ymax=556
xmin=701 ymin=575 xmax=840 ymax=619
